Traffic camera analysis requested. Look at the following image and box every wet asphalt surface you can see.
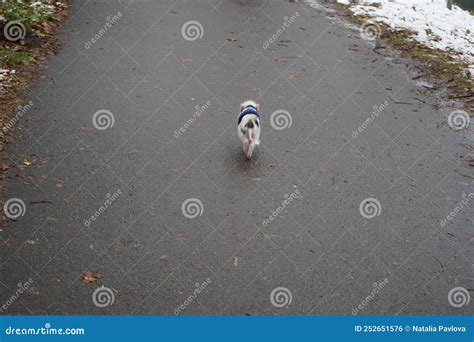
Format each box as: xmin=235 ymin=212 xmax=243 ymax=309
xmin=0 ymin=0 xmax=473 ymax=315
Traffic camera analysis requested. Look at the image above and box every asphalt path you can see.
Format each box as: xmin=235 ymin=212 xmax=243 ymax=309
xmin=1 ymin=0 xmax=472 ymax=314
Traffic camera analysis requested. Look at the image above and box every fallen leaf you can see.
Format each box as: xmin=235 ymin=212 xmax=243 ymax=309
xmin=56 ymin=181 xmax=64 ymax=188
xmin=0 ymin=236 xmax=13 ymax=246
xmin=233 ymin=256 xmax=239 ymax=267
xmin=23 ymin=159 xmax=33 ymax=166
xmin=80 ymin=127 xmax=96 ymax=134
xmin=470 ymin=236 xmax=474 ymax=244
xmin=177 ymin=234 xmax=188 ymax=242
xmin=182 ymin=57 xmax=193 ymax=64
xmin=81 ymin=271 xmax=102 ymax=284
xmin=0 ymin=164 xmax=9 ymax=172
xmin=160 ymin=255 xmax=169 ymax=261
xmin=287 ymin=73 xmax=298 ymax=81
xmin=26 ymin=287 xmax=40 ymax=295
xmin=274 ymin=58 xmax=288 ymax=64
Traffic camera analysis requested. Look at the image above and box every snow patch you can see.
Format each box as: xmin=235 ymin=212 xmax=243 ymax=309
xmin=336 ymin=0 xmax=474 ymax=62
xmin=0 ymin=69 xmax=15 ymax=89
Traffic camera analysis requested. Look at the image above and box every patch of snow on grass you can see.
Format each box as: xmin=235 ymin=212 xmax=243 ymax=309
xmin=0 ymin=69 xmax=15 ymax=89
xmin=337 ymin=0 xmax=474 ymax=62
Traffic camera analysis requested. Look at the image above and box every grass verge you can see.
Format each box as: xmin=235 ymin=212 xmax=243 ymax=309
xmin=0 ymin=0 xmax=69 ymax=192
xmin=335 ymin=4 xmax=473 ymax=110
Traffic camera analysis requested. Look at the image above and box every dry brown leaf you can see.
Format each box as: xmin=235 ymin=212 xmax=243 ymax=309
xmin=80 ymin=127 xmax=96 ymax=134
xmin=26 ymin=287 xmax=40 ymax=295
xmin=288 ymin=73 xmax=298 ymax=81
xmin=274 ymin=58 xmax=288 ymax=64
xmin=81 ymin=271 xmax=102 ymax=284
xmin=0 ymin=164 xmax=10 ymax=172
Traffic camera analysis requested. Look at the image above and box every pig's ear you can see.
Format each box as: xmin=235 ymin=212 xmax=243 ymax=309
xmin=240 ymin=103 xmax=244 ymax=111
xmin=256 ymin=103 xmax=260 ymax=111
